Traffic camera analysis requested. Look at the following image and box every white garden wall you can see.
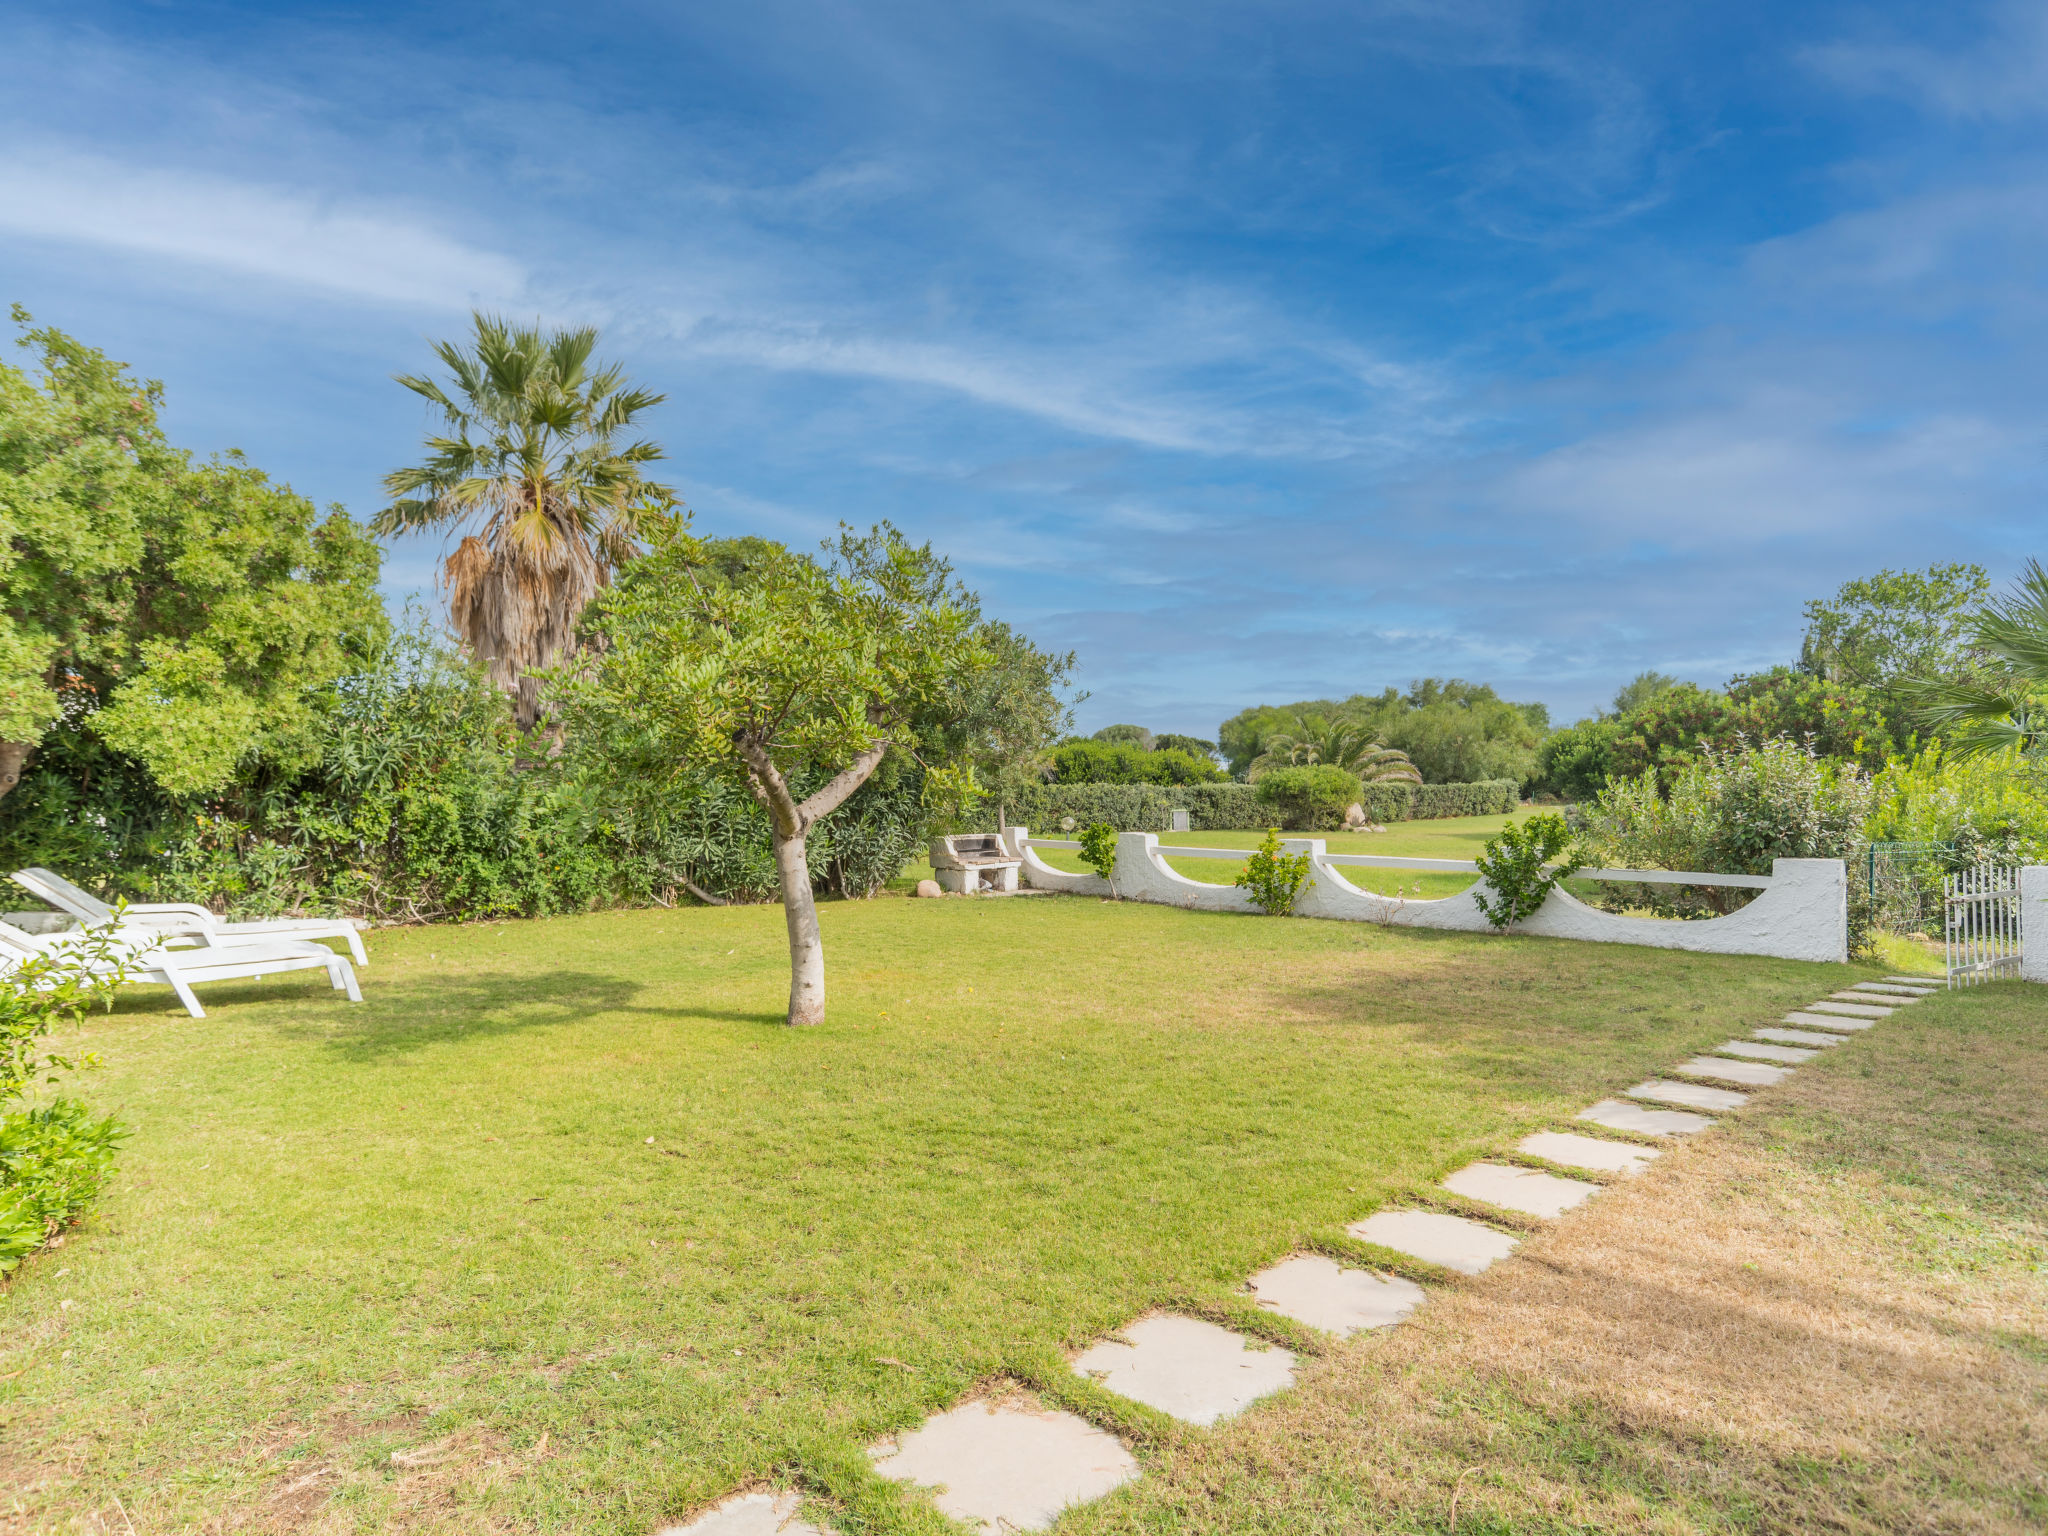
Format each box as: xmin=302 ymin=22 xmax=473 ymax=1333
xmin=1001 ymin=828 xmax=1849 ymax=964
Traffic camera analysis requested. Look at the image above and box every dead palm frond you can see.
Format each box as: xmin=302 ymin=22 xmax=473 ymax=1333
xmin=375 ymin=313 xmax=672 ymax=726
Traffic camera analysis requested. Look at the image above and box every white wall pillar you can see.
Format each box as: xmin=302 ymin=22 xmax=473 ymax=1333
xmin=2021 ymin=866 xmax=2048 ymax=983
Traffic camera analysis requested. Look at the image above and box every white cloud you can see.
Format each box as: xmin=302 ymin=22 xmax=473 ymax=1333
xmin=1806 ymin=2 xmax=2048 ymax=122
xmin=0 ymin=144 xmax=526 ymax=310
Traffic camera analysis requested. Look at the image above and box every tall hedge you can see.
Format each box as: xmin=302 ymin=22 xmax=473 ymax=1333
xmin=1007 ymin=779 xmax=1518 ymax=832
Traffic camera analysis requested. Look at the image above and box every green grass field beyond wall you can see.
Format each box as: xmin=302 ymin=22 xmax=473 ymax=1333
xmin=913 ymin=811 xmax=1525 ymax=899
xmin=1 ymin=883 xmax=1920 ymax=1534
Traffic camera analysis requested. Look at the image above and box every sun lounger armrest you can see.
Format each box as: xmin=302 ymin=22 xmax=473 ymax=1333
xmin=122 ymin=903 xmax=220 ymax=928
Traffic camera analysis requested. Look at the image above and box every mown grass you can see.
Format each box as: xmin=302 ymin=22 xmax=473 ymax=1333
xmin=0 ymin=890 xmax=2002 ymax=1534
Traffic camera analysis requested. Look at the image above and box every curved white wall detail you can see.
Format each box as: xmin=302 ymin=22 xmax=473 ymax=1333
xmin=1003 ymin=828 xmax=1849 ymax=963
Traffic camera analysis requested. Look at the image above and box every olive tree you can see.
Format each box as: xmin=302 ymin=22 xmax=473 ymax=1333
xmin=566 ymin=517 xmax=983 ymax=1025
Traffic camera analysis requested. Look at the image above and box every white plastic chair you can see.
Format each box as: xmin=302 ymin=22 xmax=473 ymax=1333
xmin=11 ymin=868 xmax=369 ymax=967
xmin=0 ymin=920 xmax=360 ymax=1019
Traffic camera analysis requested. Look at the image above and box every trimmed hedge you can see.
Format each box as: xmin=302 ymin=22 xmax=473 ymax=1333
xmin=1006 ymin=779 xmax=1518 ymax=832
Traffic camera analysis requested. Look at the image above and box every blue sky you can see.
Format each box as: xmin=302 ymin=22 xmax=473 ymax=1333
xmin=1 ymin=1 xmax=2042 ymax=733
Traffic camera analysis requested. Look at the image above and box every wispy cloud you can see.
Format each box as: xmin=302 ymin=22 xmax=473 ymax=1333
xmin=0 ymin=144 xmax=526 ymax=309
xmin=1805 ymin=1 xmax=2048 ymax=122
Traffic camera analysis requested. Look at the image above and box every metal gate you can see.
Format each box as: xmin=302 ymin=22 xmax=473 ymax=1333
xmin=1944 ymin=865 xmax=2022 ymax=987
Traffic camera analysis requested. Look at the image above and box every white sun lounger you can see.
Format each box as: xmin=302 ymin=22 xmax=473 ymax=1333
xmin=11 ymin=867 xmax=369 ymax=967
xmin=0 ymin=920 xmax=360 ymax=1019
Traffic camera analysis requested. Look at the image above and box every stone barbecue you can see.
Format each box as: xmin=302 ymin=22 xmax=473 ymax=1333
xmin=928 ymin=832 xmax=1022 ymax=895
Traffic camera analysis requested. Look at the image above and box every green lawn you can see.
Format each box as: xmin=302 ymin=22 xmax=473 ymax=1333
xmin=1 ymin=891 xmax=1933 ymax=1533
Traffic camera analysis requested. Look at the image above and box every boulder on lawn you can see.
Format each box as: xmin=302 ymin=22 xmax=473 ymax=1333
xmin=1342 ymin=803 xmax=1367 ymax=829
xmin=914 ymin=878 xmax=943 ymax=899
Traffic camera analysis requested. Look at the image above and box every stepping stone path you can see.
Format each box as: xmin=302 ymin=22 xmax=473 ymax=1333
xmin=658 ymin=1492 xmax=829 ymax=1536
xmin=1072 ymin=1314 xmax=1296 ymax=1426
xmin=1786 ymin=1010 xmax=1875 ymax=1030
xmin=870 ymin=1398 xmax=1139 ymax=1534
xmin=1349 ymin=1209 xmax=1519 ymax=1274
xmin=1717 ymin=1039 xmax=1817 ymax=1063
xmin=1442 ymin=1161 xmax=1601 ymax=1218
xmin=1628 ymin=1078 xmax=1749 ymax=1111
xmin=692 ymin=974 xmax=1930 ymax=1522
xmin=1249 ymin=1255 xmax=1425 ymax=1337
xmin=1516 ymin=1130 xmax=1660 ymax=1174
xmin=1578 ymin=1097 xmax=1716 ymax=1136
xmin=1754 ymin=1026 xmax=1844 ymax=1047
xmin=1674 ymin=1055 xmax=1791 ymax=1088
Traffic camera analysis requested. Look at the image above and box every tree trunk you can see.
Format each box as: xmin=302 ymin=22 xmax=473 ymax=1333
xmin=737 ymin=733 xmax=890 ymax=1028
xmin=0 ymin=740 xmax=31 ymax=802
xmin=774 ymin=829 xmax=826 ymax=1025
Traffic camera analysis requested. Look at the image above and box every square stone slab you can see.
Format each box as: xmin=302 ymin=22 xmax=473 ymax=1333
xmin=1852 ymin=983 xmax=1929 ymax=996
xmin=1717 ymin=1039 xmax=1817 ymax=1063
xmin=1883 ymin=976 xmax=1942 ymax=987
xmin=1785 ymin=1011 xmax=1874 ymax=1031
xmin=1577 ymin=1098 xmax=1716 ymax=1136
xmin=1516 ymin=1130 xmax=1661 ymax=1174
xmin=1675 ymin=1055 xmax=1791 ymax=1087
xmin=1249 ymin=1255 xmax=1426 ymax=1337
xmin=870 ymin=1399 xmax=1139 ymax=1534
xmin=1072 ymin=1314 xmax=1296 ymax=1426
xmin=1804 ymin=1000 xmax=1892 ymax=1017
xmin=1627 ymin=1079 xmax=1749 ymax=1112
xmin=657 ymin=1492 xmax=830 ymax=1536
xmin=1831 ymin=990 xmax=1912 ymax=1005
xmin=1442 ymin=1161 xmax=1601 ymax=1218
xmin=1755 ymin=1026 xmax=1843 ymax=1047
xmin=1349 ymin=1209 xmax=1519 ymax=1275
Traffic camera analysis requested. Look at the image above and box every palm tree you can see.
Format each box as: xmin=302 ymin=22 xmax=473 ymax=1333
xmin=1905 ymin=558 xmax=2048 ymax=757
xmin=375 ymin=313 xmax=672 ymax=727
xmin=1249 ymin=712 xmax=1423 ymax=783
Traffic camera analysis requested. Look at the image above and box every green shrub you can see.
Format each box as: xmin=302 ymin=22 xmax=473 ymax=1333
xmin=0 ymin=927 xmax=133 ymax=1274
xmin=1045 ymin=740 xmax=1225 ymax=785
xmin=1235 ymin=829 xmax=1312 ymax=915
xmin=1577 ymin=737 xmax=1874 ymax=952
xmin=1472 ymin=814 xmax=1582 ymax=929
xmin=1078 ymin=823 xmax=1119 ymax=887
xmin=1010 ymin=779 xmax=1513 ymax=832
xmin=1412 ymin=780 xmax=1519 ymax=818
xmin=0 ymin=1099 xmax=128 ymax=1274
xmin=1254 ymin=765 xmax=1361 ymax=830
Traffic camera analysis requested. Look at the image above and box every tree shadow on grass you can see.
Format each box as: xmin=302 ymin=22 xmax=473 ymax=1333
xmin=263 ymin=969 xmax=650 ymax=1060
xmin=262 ymin=971 xmax=795 ymax=1061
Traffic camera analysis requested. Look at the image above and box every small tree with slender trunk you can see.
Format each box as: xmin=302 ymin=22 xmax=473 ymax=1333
xmin=565 ymin=517 xmax=983 ymax=1025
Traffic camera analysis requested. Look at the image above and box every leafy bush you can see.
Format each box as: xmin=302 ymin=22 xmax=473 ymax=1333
xmin=1077 ymin=823 xmax=1119 ymax=887
xmin=1412 ymin=781 xmax=1520 ymax=818
xmin=1220 ymin=679 xmax=1546 ymax=785
xmin=1235 ymin=829 xmax=1312 ymax=915
xmin=0 ymin=1099 xmax=127 ymax=1274
xmin=1472 ymin=814 xmax=1581 ymax=929
xmin=1010 ymin=779 xmax=1514 ymax=832
xmin=1867 ymin=747 xmax=2048 ymax=864
xmin=1046 ymin=739 xmax=1225 ymax=785
xmin=1 ymin=620 xmax=937 ymax=919
xmin=1255 ymin=765 xmax=1362 ymax=830
xmin=1576 ymin=737 xmax=1874 ymax=950
xmin=0 ymin=926 xmax=133 ymax=1273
